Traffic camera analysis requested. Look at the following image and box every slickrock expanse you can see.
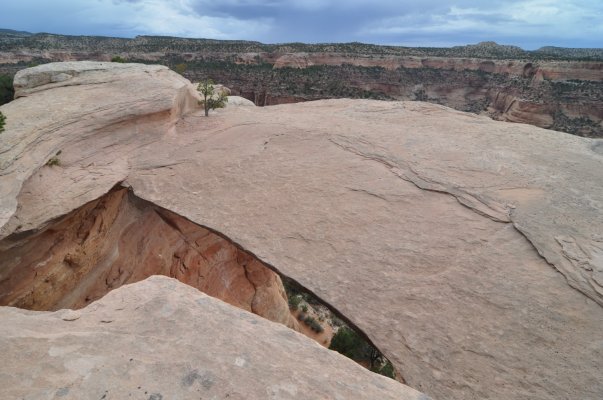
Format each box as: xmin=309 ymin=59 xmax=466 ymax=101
xmin=0 ymin=276 xmax=426 ymax=399
xmin=1 ymin=62 xmax=602 ymax=399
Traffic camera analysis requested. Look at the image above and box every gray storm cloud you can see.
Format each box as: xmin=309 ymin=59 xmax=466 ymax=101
xmin=0 ymin=0 xmax=601 ymax=48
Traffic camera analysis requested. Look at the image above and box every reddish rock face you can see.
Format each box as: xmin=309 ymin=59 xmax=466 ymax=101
xmin=487 ymin=90 xmax=555 ymax=127
xmin=0 ymin=187 xmax=300 ymax=331
xmin=272 ymin=53 xmax=603 ymax=81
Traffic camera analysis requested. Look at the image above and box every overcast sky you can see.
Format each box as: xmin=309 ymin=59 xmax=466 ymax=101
xmin=1 ymin=0 xmax=601 ymax=49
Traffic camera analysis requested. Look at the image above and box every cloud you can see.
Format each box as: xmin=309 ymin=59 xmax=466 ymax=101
xmin=358 ymin=0 xmax=603 ymax=48
xmin=103 ymin=0 xmax=272 ymax=38
xmin=0 ymin=0 xmax=271 ymax=39
xmin=0 ymin=0 xmax=601 ymax=48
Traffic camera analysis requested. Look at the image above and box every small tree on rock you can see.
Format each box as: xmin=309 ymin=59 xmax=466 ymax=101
xmin=197 ymin=79 xmax=228 ymax=117
xmin=0 ymin=111 xmax=5 ymax=133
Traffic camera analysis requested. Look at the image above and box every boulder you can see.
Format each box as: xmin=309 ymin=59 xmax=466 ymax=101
xmin=227 ymin=95 xmax=256 ymax=107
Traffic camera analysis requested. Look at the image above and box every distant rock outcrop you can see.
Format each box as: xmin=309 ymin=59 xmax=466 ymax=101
xmin=0 ymin=62 xmax=602 ymax=400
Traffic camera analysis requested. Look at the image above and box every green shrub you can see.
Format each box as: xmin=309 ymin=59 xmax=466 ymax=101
xmin=329 ymin=326 xmax=365 ymax=359
xmin=288 ymin=294 xmax=302 ymax=310
xmin=302 ymin=315 xmax=324 ymax=333
xmin=0 ymin=111 xmax=5 ymax=133
xmin=197 ymin=79 xmax=228 ymax=116
xmin=0 ymin=75 xmax=14 ymax=106
xmin=174 ymin=63 xmax=188 ymax=74
xmin=111 ymin=56 xmax=126 ymax=63
xmin=372 ymin=360 xmax=396 ymax=379
xmin=311 ymin=320 xmax=324 ymax=333
xmin=301 ymin=304 xmax=308 ymax=313
xmin=329 ymin=326 xmax=380 ymax=362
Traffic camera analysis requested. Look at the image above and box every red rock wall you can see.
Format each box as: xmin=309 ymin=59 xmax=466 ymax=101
xmin=0 ymin=188 xmax=299 ymax=331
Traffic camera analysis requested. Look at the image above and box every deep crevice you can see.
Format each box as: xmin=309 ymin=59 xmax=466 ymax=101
xmin=0 ymin=184 xmax=402 ymax=381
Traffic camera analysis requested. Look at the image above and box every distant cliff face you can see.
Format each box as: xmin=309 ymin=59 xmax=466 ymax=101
xmin=0 ymin=33 xmax=601 ymax=136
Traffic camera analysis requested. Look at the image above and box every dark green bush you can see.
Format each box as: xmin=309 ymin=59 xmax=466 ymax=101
xmin=0 ymin=75 xmax=14 ymax=106
xmin=372 ymin=360 xmax=396 ymax=379
xmin=329 ymin=326 xmax=368 ymax=360
xmin=0 ymin=111 xmax=5 ymax=133
xmin=288 ymin=294 xmax=302 ymax=310
xmin=302 ymin=315 xmax=324 ymax=333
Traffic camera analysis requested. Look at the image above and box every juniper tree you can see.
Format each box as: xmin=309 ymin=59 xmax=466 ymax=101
xmin=197 ymin=79 xmax=228 ymax=117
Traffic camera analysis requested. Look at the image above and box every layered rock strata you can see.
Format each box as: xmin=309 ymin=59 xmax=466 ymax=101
xmin=1 ymin=34 xmax=602 ymax=136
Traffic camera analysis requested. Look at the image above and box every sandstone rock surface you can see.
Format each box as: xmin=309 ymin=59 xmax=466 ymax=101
xmin=226 ymin=95 xmax=256 ymax=107
xmin=0 ymin=275 xmax=425 ymax=400
xmin=1 ymin=62 xmax=602 ymax=400
xmin=0 ymin=61 xmax=198 ymax=233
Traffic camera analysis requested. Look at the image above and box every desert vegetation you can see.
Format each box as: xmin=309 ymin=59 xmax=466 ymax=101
xmin=2 ymin=31 xmax=601 ymax=60
xmin=0 ymin=74 xmax=14 ymax=105
xmin=45 ymin=150 xmax=62 ymax=166
xmin=197 ymin=79 xmax=228 ymax=116
xmin=285 ymin=279 xmax=397 ymax=380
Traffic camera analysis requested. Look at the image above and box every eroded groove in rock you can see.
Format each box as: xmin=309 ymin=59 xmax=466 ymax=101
xmin=326 ymin=132 xmax=603 ymax=306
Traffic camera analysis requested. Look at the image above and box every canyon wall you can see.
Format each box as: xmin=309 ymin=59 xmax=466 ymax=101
xmin=1 ymin=33 xmax=601 ymax=136
xmin=191 ymin=55 xmax=602 ymax=137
